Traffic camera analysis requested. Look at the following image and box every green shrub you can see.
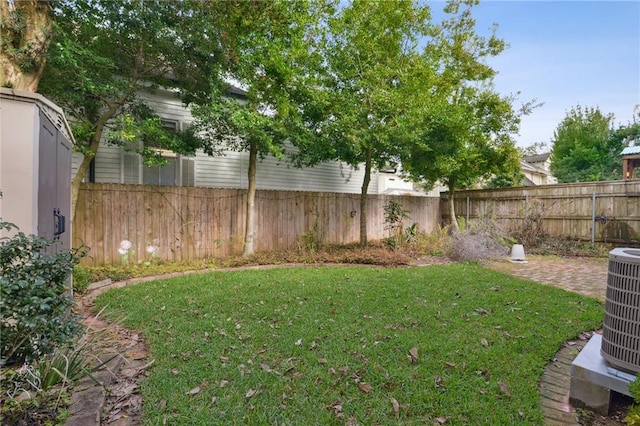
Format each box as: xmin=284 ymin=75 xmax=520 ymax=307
xmin=626 ymin=377 xmax=640 ymax=426
xmin=72 ymin=265 xmax=93 ymax=294
xmin=0 ymin=222 xmax=88 ymax=365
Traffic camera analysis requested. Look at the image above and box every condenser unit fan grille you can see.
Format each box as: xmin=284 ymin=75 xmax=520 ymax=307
xmin=601 ymin=248 xmax=640 ymax=374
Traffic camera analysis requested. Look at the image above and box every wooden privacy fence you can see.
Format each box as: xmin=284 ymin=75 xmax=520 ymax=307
xmin=74 ymin=183 xmax=441 ymax=265
xmin=441 ymin=180 xmax=640 ymax=244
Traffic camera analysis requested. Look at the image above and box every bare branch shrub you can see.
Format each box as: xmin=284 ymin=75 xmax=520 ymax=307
xmin=448 ymin=216 xmax=511 ymax=262
xmin=512 ymin=199 xmax=547 ymax=248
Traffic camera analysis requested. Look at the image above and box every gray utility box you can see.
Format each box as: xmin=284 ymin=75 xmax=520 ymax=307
xmin=0 ymin=88 xmax=75 ymax=251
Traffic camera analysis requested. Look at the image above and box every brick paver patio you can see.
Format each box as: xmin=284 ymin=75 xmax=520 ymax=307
xmin=489 ymin=255 xmax=611 ymax=425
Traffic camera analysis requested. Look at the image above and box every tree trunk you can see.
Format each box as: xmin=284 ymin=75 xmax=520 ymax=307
xmin=0 ymin=1 xmax=53 ymax=92
xmin=243 ymin=140 xmax=258 ymax=255
xmin=70 ymin=94 xmax=129 ymax=221
xmin=448 ymin=180 xmax=459 ymax=232
xmin=359 ymin=147 xmax=373 ymax=247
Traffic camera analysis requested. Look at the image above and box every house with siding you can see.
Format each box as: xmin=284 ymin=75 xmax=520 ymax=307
xmin=72 ymin=87 xmax=425 ymax=196
xmin=521 ymin=153 xmax=557 ymax=185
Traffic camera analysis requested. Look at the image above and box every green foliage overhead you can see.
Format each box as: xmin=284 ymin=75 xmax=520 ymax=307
xmin=38 ymin=0 xmax=244 ymax=216
xmin=190 ymin=0 xmax=328 ymax=255
xmin=550 ymin=105 xmax=640 ymax=182
xmin=398 ymin=0 xmax=530 ymax=228
xmin=291 ymin=0 xmax=433 ymax=246
xmin=485 ymin=171 xmax=524 ymax=189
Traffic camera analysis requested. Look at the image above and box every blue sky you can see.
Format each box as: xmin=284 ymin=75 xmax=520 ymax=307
xmin=438 ymin=0 xmax=640 ymax=149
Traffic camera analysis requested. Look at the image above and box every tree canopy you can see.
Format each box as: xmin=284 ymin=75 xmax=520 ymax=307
xmin=294 ymin=0 xmax=432 ymax=246
xmin=550 ymin=105 xmax=639 ymax=182
xmin=38 ymin=0 xmax=244 ymax=217
xmin=190 ymin=0 xmax=327 ymax=255
xmin=9 ymin=0 xmax=533 ymax=250
xmin=400 ymin=0 xmax=525 ymax=230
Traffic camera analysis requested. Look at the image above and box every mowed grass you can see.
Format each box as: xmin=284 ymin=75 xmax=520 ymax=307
xmin=94 ymin=264 xmax=603 ymax=425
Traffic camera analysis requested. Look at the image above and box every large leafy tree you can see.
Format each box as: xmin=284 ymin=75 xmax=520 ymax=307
xmin=38 ymin=0 xmax=237 ymax=218
xmin=401 ymin=0 xmax=525 ymax=230
xmin=0 ymin=0 xmax=53 ymax=91
xmin=294 ymin=0 xmax=432 ymax=247
xmin=550 ymin=105 xmax=639 ymax=182
xmin=191 ymin=0 xmax=326 ymax=255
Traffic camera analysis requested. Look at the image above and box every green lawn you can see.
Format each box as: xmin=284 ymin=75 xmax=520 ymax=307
xmin=94 ymin=264 xmax=603 ymax=425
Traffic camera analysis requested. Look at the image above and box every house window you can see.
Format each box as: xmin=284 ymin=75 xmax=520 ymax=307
xmin=142 ymin=120 xmax=179 ymax=186
xmin=143 ymin=157 xmax=179 ymax=186
xmin=121 ymin=119 xmax=195 ymax=187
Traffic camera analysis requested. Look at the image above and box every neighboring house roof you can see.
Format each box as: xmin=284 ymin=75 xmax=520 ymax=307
xmin=621 ymin=146 xmax=640 ymax=156
xmin=519 ymin=158 xmax=557 ymax=186
xmin=523 ymin=153 xmax=550 ymax=164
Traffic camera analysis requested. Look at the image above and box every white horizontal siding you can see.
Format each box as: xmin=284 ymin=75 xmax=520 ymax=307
xmin=94 ymin=145 xmax=121 ymax=183
xmin=253 ymin=154 xmax=377 ymax=194
xmin=138 ymin=90 xmax=194 ymax=124
xmin=194 ymin=151 xmax=245 ymax=188
xmin=71 ymin=152 xmax=81 ymax=179
xmin=191 ymin=149 xmax=377 ymax=194
xmin=71 ymin=88 xmax=381 ymax=194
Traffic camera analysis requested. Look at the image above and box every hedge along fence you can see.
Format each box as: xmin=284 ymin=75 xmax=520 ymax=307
xmin=441 ymin=179 xmax=640 ymax=245
xmin=74 ymin=183 xmax=441 ymax=265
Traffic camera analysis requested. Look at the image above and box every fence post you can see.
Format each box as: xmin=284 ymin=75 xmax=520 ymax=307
xmin=591 ymin=192 xmax=596 ymax=244
xmin=466 ymin=197 xmax=470 ymax=223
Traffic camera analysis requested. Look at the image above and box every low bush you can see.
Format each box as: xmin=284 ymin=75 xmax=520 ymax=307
xmin=72 ymin=265 xmax=93 ymax=294
xmin=626 ymin=378 xmax=640 ymax=426
xmin=448 ymin=218 xmax=512 ymax=262
xmin=0 ymin=222 xmax=88 ymax=365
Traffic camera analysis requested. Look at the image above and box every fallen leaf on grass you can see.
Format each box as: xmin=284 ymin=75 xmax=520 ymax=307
xmin=434 ymin=376 xmax=446 ymax=390
xmin=435 ymin=415 xmax=449 ymax=424
xmin=219 ymin=356 xmax=229 ymax=363
xmin=444 ymin=362 xmax=456 ymax=369
xmin=476 ymin=369 xmax=491 ymax=381
xmin=219 ymin=380 xmax=229 ymax=388
xmin=358 ymin=382 xmax=373 ymax=393
xmin=498 ymin=381 xmax=511 ymax=397
xmin=260 ymin=363 xmax=272 ymax=373
xmin=407 ymin=347 xmax=419 ymax=363
xmin=480 ymin=338 xmax=489 ymax=348
xmin=170 ymin=369 xmax=180 ymax=376
xmin=327 ymin=400 xmax=344 ymax=419
xmin=186 ymin=386 xmax=201 ymax=396
xmin=245 ymin=389 xmax=257 ymax=398
xmin=318 ymin=358 xmax=328 ymax=365
xmin=390 ymin=397 xmax=400 ymax=415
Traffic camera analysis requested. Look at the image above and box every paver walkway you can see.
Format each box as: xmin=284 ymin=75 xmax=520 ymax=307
xmin=488 ymin=255 xmax=611 ymax=425
xmin=488 ymin=255 xmax=609 ymax=301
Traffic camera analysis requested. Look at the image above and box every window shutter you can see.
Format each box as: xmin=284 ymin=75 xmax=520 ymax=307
xmin=181 ymin=157 xmax=195 ymax=187
xmin=122 ymin=151 xmax=141 ymax=184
